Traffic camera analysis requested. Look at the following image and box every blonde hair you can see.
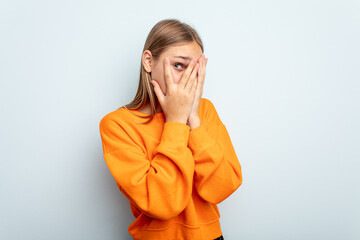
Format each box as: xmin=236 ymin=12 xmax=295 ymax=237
xmin=121 ymin=18 xmax=204 ymax=124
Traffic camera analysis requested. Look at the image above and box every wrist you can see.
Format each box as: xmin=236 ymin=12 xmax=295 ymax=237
xmin=187 ymin=116 xmax=201 ymax=130
xmin=188 ymin=113 xmax=200 ymax=123
xmin=166 ymin=117 xmax=188 ymax=125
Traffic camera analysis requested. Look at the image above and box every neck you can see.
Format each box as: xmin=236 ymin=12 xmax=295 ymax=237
xmin=139 ymin=101 xmax=163 ymax=114
xmin=155 ymin=100 xmax=163 ymax=113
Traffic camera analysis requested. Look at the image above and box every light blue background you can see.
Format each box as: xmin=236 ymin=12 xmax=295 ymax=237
xmin=1 ymin=0 xmax=359 ymax=239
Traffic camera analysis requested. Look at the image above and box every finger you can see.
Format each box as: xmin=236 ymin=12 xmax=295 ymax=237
xmin=202 ymin=56 xmax=206 ymax=70
xmin=202 ymin=57 xmax=208 ymax=78
xmin=199 ymin=55 xmax=204 ymax=76
xmin=190 ymin=75 xmax=198 ymax=97
xmin=178 ymin=59 xmax=197 ymax=88
xmin=197 ymin=62 xmax=203 ymax=84
xmin=196 ymin=59 xmax=205 ymax=94
xmin=151 ymin=80 xmax=165 ymax=106
xmin=164 ymin=57 xmax=174 ymax=93
xmin=185 ymin=62 xmax=199 ymax=91
xmin=197 ymin=57 xmax=205 ymax=84
xmin=201 ymin=56 xmax=207 ymax=72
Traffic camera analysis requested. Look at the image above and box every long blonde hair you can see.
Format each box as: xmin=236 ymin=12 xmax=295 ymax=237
xmin=122 ymin=18 xmax=204 ymax=124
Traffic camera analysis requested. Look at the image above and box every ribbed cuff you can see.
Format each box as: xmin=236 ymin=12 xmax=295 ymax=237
xmin=188 ymin=123 xmax=216 ymax=153
xmin=161 ymin=122 xmax=190 ymax=147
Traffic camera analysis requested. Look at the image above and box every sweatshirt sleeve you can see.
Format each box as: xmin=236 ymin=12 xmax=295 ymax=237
xmin=99 ymin=117 xmax=195 ymax=220
xmin=188 ymin=99 xmax=242 ymax=204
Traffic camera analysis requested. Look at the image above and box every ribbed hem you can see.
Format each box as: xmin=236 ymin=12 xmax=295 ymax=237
xmin=131 ymin=219 xmax=222 ymax=240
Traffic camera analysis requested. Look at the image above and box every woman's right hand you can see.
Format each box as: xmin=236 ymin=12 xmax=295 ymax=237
xmin=151 ymin=57 xmax=199 ymax=124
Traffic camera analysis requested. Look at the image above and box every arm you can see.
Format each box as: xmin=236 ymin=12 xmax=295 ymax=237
xmin=188 ymin=99 xmax=243 ymax=204
xmin=99 ymin=117 xmax=194 ymax=220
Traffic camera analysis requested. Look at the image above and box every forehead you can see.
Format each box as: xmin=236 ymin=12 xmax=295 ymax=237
xmin=163 ymin=42 xmax=203 ymax=60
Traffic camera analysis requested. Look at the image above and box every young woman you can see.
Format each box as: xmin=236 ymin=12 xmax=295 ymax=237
xmin=99 ymin=19 xmax=242 ymax=240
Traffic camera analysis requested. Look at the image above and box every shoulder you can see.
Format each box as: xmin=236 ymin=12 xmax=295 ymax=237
xmin=200 ymin=97 xmax=216 ymax=111
xmin=199 ymin=98 xmax=222 ymax=126
xmin=99 ymin=107 xmax=132 ymax=131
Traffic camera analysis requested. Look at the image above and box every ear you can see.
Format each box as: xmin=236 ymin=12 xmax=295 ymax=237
xmin=142 ymin=50 xmax=153 ymax=73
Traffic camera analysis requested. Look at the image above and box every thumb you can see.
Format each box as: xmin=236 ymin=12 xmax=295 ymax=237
xmin=151 ymin=80 xmax=164 ymax=105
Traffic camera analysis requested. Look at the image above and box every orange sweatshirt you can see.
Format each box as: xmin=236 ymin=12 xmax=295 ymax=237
xmin=99 ymin=98 xmax=242 ymax=240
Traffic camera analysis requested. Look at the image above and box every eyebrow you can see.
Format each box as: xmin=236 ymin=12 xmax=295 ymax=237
xmin=173 ymin=56 xmax=191 ymax=61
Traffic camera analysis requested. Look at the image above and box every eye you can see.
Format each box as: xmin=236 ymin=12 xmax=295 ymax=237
xmin=173 ymin=62 xmax=185 ymax=71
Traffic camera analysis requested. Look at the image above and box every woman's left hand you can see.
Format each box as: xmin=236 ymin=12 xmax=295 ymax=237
xmin=187 ymin=54 xmax=208 ymax=130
